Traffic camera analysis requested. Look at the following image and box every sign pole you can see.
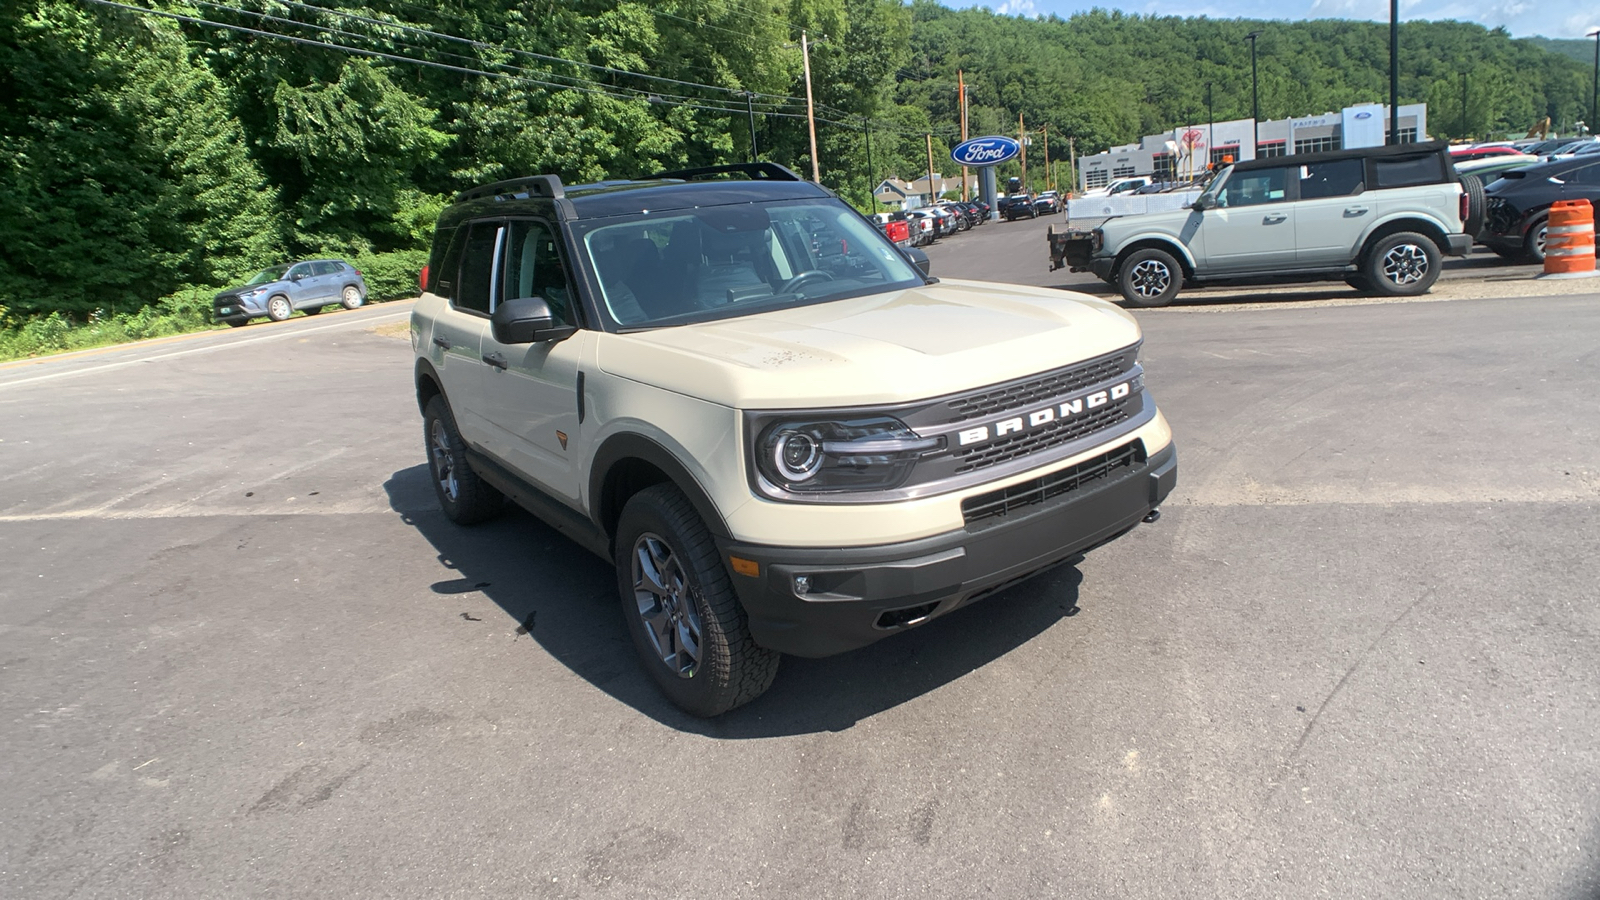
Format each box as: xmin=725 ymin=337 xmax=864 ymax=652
xmin=959 ymin=69 xmax=969 ymax=202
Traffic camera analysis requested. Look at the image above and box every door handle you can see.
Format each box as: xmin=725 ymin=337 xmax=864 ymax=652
xmin=1344 ymin=206 xmax=1369 ymax=215
xmin=481 ymin=352 xmax=508 ymax=370
xmin=1263 ymin=214 xmax=1287 ymax=224
xmin=432 ymin=335 xmax=451 ymax=350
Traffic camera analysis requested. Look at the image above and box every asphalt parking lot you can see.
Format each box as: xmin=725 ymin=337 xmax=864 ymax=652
xmin=2 ymin=225 xmax=1598 ymax=898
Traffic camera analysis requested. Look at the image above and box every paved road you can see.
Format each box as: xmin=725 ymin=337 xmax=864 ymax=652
xmin=2 ymin=241 xmax=1598 ymax=898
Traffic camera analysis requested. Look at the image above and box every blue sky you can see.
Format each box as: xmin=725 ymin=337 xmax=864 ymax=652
xmin=950 ymin=0 xmax=1598 ymax=40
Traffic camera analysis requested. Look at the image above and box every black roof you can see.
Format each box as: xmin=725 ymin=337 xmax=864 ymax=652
xmin=1232 ymin=140 xmax=1450 ymax=173
xmin=441 ymin=162 xmax=831 ymax=226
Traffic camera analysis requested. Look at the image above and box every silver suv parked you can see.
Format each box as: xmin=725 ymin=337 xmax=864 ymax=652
xmin=1050 ymin=142 xmax=1476 ymax=306
xmin=213 ymin=259 xmax=368 ymax=326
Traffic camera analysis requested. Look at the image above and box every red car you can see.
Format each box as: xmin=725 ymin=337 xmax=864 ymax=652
xmin=1449 ymin=145 xmax=1524 ymax=163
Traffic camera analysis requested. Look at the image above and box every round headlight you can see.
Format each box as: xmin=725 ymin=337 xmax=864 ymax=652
xmin=773 ymin=431 xmax=823 ymax=482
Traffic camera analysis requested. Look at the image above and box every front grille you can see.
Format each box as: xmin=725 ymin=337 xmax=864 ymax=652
xmin=1485 ymin=198 xmax=1517 ymax=235
xmin=962 ymin=441 xmax=1145 ymax=527
xmin=954 ymin=399 xmax=1134 ymax=473
xmin=943 ymin=344 xmax=1138 ymax=423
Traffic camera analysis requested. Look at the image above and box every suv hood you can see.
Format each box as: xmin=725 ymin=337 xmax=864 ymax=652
xmin=596 ymin=278 xmax=1141 ymax=409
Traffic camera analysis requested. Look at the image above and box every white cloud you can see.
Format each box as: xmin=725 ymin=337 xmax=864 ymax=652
xmin=992 ymin=0 xmax=1042 ymax=16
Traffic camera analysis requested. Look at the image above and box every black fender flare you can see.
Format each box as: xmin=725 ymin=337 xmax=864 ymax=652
xmin=589 ymin=432 xmax=732 ymax=543
xmin=414 ymin=357 xmax=444 ymax=416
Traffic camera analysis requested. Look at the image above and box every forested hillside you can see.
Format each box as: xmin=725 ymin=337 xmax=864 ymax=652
xmin=1 ymin=0 xmax=1591 ymax=323
xmin=1523 ymin=37 xmax=1596 ymax=67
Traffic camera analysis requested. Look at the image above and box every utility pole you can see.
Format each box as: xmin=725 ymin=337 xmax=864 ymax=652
xmin=738 ymin=91 xmax=758 ymax=163
xmin=1042 ymin=125 xmax=1051 ymax=191
xmin=1068 ymin=136 xmax=1076 ymax=195
xmin=862 ymin=117 xmax=874 ymax=211
xmin=1460 ymin=72 xmax=1468 ymax=140
xmin=1589 ymin=28 xmax=1599 ymax=132
xmin=1019 ymin=112 xmax=1027 ymax=192
xmin=1245 ymin=31 xmax=1262 ymax=157
xmin=924 ymin=132 xmax=937 ymax=205
xmin=801 ymin=30 xmax=820 ymax=182
xmin=1205 ymin=81 xmax=1215 ymax=165
xmin=959 ymin=69 xmax=969 ymax=201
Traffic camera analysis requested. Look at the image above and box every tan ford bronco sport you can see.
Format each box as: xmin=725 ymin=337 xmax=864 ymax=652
xmin=411 ymin=163 xmax=1176 ymax=716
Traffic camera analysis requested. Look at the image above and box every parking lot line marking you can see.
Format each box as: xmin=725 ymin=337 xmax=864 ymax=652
xmin=0 ymin=311 xmax=411 ymax=390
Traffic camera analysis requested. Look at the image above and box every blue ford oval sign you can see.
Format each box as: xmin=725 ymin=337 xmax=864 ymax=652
xmin=1354 ymin=111 xmax=1373 ymax=120
xmin=950 ymin=136 xmax=1021 ymax=167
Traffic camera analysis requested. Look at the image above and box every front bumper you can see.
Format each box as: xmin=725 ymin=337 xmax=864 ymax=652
xmin=719 ymin=440 xmax=1176 ymax=657
xmin=1090 ymin=257 xmax=1116 ymax=280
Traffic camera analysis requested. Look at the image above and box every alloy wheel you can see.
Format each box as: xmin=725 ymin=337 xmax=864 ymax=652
xmin=631 ymin=532 xmax=702 ymax=678
xmin=1128 ymin=259 xmax=1171 ymax=299
xmin=429 ymin=418 xmax=458 ymax=502
xmin=1381 ymin=242 xmax=1430 ymax=286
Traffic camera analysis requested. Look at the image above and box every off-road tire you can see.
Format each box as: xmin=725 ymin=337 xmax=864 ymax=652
xmin=614 ymin=483 xmax=778 ymax=717
xmin=1363 ymin=231 xmax=1441 ymax=296
xmin=1116 ymin=247 xmax=1183 ymax=307
xmin=265 ymin=294 xmax=293 ymax=322
xmin=1459 ymin=174 xmax=1486 ymax=236
xmin=423 ymin=396 xmax=505 ymax=525
xmin=341 ymin=286 xmax=365 ymax=310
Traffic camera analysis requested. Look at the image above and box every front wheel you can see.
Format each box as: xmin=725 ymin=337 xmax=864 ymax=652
xmin=615 ymin=484 xmax=778 ymax=717
xmin=265 ymin=294 xmax=293 ymax=322
xmin=1364 ymin=232 xmax=1441 ymax=296
xmin=1117 ymin=248 xmax=1182 ymax=307
xmin=341 ymin=286 xmax=365 ymax=310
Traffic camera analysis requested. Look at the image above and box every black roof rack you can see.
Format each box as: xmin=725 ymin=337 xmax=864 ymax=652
xmin=649 ymin=162 xmax=803 ymax=182
xmin=455 ymin=174 xmax=566 ymax=203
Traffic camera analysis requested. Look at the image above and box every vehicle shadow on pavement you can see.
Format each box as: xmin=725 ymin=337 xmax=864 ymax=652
xmin=385 ymin=465 xmax=1083 ymax=737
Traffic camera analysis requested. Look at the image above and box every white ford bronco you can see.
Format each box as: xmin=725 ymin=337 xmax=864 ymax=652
xmin=1050 ymin=142 xmax=1479 ymax=306
xmin=411 ymin=163 xmax=1177 ymax=716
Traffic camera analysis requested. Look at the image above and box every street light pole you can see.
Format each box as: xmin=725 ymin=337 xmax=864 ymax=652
xmin=1389 ymin=0 xmax=1400 ymax=145
xmin=1590 ymin=28 xmax=1599 ymax=133
xmin=1205 ymin=81 xmax=1214 ymax=166
xmin=1245 ymin=31 xmax=1262 ymax=157
xmin=862 ymin=117 xmax=874 ymax=211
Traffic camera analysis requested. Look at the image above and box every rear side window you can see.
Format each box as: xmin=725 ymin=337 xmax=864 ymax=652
xmin=1372 ymin=154 xmax=1444 ymax=189
xmin=426 ymin=227 xmax=456 ymax=295
xmin=312 ymin=261 xmax=340 ymax=276
xmin=1299 ymin=158 xmax=1365 ymax=199
xmin=454 ymin=222 xmax=502 ymax=315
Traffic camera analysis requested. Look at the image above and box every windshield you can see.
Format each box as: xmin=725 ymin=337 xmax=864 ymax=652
xmin=244 ymin=265 xmax=291 ymax=286
xmin=575 ymin=199 xmax=924 ymax=328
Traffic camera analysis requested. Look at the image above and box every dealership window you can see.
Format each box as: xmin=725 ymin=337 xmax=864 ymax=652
xmin=1257 ymin=142 xmax=1288 ymax=158
xmin=1152 ymin=153 xmax=1175 ymax=180
xmin=1084 ymin=170 xmax=1110 ymax=189
xmin=1210 ymin=145 xmax=1240 ymax=167
xmin=1294 ymin=135 xmax=1342 ymax=154
xmin=1385 ymin=127 xmax=1419 ymax=144
xmin=1111 ymin=164 xmax=1138 ymax=178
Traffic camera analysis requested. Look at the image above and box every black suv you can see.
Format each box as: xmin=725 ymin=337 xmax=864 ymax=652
xmin=1482 ymin=157 xmax=1600 ymax=263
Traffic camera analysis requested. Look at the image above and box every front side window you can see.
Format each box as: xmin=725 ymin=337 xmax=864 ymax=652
xmin=576 ymin=200 xmax=923 ymax=329
xmin=1214 ymin=167 xmax=1289 ymax=207
xmin=503 ymin=220 xmax=576 ymax=325
xmin=287 ymin=263 xmax=313 ymax=281
xmin=1299 ymin=158 xmax=1365 ymax=199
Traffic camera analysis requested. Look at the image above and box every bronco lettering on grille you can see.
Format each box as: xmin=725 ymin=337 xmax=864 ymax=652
xmin=956 ymin=381 xmax=1134 ymax=447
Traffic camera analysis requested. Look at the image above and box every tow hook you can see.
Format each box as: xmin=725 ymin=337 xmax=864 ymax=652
xmin=1142 ymin=508 xmax=1161 ymax=524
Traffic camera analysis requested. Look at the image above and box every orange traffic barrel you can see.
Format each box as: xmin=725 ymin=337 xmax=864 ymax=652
xmin=1542 ymin=200 xmax=1597 ymax=278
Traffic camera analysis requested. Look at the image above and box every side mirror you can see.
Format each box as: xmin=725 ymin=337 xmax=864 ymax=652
xmin=904 ymin=246 xmax=932 ymax=276
xmin=1191 ymin=195 xmax=1215 ymax=211
xmin=491 ymin=296 xmax=575 ymax=344
xmin=289 ymin=271 xmax=304 ymax=281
